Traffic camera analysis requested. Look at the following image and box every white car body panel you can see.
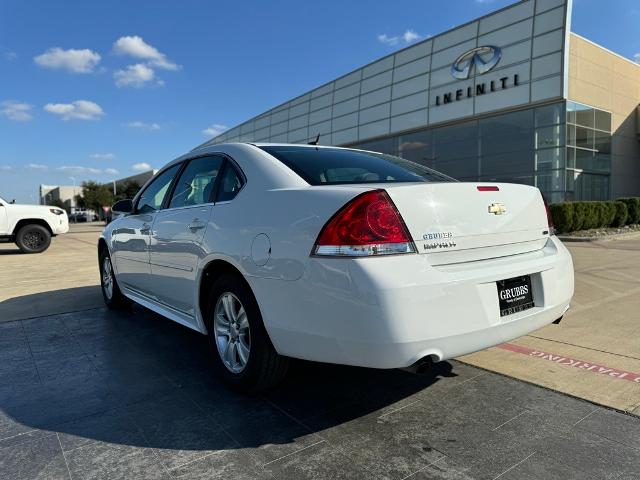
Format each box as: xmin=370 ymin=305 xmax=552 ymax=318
xmin=100 ymin=143 xmax=574 ymax=369
xmin=0 ymin=196 xmax=69 ymax=236
xmin=149 ymin=204 xmax=213 ymax=323
xmin=0 ymin=198 xmax=7 ymax=234
xmin=250 ymin=236 xmax=572 ymax=367
xmin=111 ymin=212 xmax=154 ymax=296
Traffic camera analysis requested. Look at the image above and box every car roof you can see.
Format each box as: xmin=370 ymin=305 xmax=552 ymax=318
xmin=139 ymin=142 xmax=313 ymax=197
xmin=250 ymin=142 xmax=351 ymax=149
xmin=194 ymin=142 xmax=356 ymax=152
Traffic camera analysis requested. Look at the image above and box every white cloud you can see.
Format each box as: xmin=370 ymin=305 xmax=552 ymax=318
xmin=403 ymin=30 xmax=420 ymax=43
xmin=113 ymin=63 xmax=157 ymax=88
xmin=57 ymin=166 xmax=102 ymax=175
xmin=475 ymin=0 xmax=495 ymax=3
xmin=377 ymin=34 xmax=399 ymax=47
xmin=26 ymin=163 xmax=48 ymax=170
xmin=127 ymin=121 xmax=161 ymax=131
xmin=44 ymin=100 xmax=104 ymax=121
xmin=56 ymin=165 xmax=120 ymax=175
xmin=634 ymin=53 xmax=640 ymax=63
xmin=112 ymin=36 xmax=180 ymax=70
xmin=0 ymin=46 xmax=17 ymax=61
xmin=56 ymin=165 xmax=120 ymax=176
xmin=0 ymin=165 xmax=12 ymax=171
xmin=34 ymin=47 xmax=101 ymax=74
xmin=202 ymin=123 xmax=228 ymax=137
xmin=377 ymin=29 xmax=422 ymax=47
xmin=90 ymin=153 xmax=115 ymax=160
xmin=132 ymin=162 xmax=152 ymax=172
xmin=112 ymin=36 xmax=180 ymax=87
xmin=1 ymin=100 xmax=33 ymax=121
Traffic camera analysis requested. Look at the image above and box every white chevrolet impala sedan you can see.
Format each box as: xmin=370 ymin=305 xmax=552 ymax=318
xmin=99 ymin=143 xmax=574 ymax=391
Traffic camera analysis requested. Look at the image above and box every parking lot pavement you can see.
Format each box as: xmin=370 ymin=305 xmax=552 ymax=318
xmin=3 ymin=229 xmax=640 ymax=478
xmin=2 ymin=307 xmax=640 ymax=480
xmin=0 ymin=223 xmax=104 ymax=322
xmin=461 ymin=236 xmax=640 ymax=416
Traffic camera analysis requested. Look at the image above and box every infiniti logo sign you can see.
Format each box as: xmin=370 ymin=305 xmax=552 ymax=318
xmin=451 ymin=45 xmax=502 ymax=80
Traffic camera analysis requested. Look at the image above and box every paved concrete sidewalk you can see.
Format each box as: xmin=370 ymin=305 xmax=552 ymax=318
xmin=462 ymin=236 xmax=640 ymax=416
xmin=0 ymin=223 xmax=104 ymax=322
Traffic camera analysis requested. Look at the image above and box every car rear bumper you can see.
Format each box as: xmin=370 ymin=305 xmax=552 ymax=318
xmin=250 ymin=236 xmax=574 ymax=369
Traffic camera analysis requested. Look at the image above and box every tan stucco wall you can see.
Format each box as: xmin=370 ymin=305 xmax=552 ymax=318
xmin=568 ymin=33 xmax=640 ymax=198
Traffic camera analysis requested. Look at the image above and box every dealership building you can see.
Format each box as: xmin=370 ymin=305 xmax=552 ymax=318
xmin=203 ymin=0 xmax=640 ymax=202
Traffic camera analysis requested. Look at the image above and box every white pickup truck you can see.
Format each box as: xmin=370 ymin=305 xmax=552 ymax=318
xmin=0 ymin=195 xmax=69 ymax=253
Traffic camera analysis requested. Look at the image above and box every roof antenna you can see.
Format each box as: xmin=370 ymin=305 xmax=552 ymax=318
xmin=308 ymin=134 xmax=320 ymax=146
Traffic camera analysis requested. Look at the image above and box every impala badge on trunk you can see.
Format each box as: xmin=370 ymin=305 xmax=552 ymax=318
xmin=488 ymin=203 xmax=506 ymax=215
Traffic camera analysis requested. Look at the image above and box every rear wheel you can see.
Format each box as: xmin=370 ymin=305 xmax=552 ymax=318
xmin=99 ymin=250 xmax=131 ymax=309
xmin=15 ymin=224 xmax=51 ymax=253
xmin=206 ymin=273 xmax=289 ymax=392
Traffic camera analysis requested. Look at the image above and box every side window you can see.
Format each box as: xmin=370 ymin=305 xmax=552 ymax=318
xmin=216 ymin=162 xmax=245 ymax=202
xmin=169 ymin=156 xmax=223 ymax=209
xmin=136 ymin=164 xmax=181 ymax=213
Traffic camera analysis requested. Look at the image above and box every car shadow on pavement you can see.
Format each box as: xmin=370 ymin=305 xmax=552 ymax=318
xmin=0 ymin=302 xmax=464 ymax=475
xmin=0 ymin=286 xmax=104 ymax=323
xmin=0 ymin=247 xmax=22 ymax=255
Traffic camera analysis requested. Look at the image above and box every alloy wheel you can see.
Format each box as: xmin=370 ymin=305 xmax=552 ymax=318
xmin=213 ymin=292 xmax=251 ymax=373
xmin=102 ymin=257 xmax=114 ymax=300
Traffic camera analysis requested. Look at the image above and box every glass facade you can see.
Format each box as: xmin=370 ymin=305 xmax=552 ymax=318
xmin=350 ymin=101 xmax=612 ymax=203
xmin=565 ymin=101 xmax=612 ymax=201
xmin=204 ymin=1 xmax=570 ymax=148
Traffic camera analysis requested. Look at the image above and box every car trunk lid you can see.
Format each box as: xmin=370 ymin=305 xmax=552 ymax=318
xmin=384 ymin=182 xmax=549 ymax=265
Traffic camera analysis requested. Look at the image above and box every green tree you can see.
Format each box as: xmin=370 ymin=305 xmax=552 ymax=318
xmin=115 ymin=181 xmax=141 ymax=201
xmin=79 ymin=181 xmax=114 ymax=216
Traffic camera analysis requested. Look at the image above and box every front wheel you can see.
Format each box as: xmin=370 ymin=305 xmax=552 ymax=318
xmin=206 ymin=273 xmax=289 ymax=392
xmin=15 ymin=224 xmax=51 ymax=253
xmin=99 ymin=250 xmax=131 ymax=309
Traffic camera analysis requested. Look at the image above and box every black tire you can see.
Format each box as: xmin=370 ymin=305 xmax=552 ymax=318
xmin=99 ymin=249 xmax=131 ymax=309
xmin=205 ymin=273 xmax=289 ymax=392
xmin=15 ymin=224 xmax=51 ymax=253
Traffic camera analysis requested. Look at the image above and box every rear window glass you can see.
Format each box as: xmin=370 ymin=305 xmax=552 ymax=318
xmin=259 ymin=146 xmax=453 ymax=185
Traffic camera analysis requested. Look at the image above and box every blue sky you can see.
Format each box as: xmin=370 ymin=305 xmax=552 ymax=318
xmin=1 ymin=0 xmax=638 ymax=203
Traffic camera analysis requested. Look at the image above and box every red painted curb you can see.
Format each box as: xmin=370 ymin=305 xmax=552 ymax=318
xmin=497 ymin=343 xmax=640 ymax=384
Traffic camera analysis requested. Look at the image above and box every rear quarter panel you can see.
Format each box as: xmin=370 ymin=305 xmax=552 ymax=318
xmin=200 ymin=185 xmax=367 ymax=281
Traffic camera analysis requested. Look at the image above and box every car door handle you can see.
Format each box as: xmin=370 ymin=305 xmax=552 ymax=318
xmin=188 ymin=219 xmax=206 ymax=231
xmin=140 ymin=223 xmax=151 ymax=234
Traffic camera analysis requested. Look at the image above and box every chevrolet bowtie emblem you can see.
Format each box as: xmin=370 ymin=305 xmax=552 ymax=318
xmin=488 ymin=203 xmax=507 ymax=215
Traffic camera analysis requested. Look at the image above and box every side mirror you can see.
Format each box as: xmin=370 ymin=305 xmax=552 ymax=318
xmin=112 ymin=199 xmax=134 ymax=215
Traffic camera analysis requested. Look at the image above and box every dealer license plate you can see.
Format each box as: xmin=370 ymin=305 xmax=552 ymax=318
xmin=497 ymin=275 xmax=534 ymax=317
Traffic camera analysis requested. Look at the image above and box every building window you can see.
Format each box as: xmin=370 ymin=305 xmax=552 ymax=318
xmin=565 ymin=101 xmax=612 ymax=201
xmin=347 ymin=101 xmax=615 ymax=203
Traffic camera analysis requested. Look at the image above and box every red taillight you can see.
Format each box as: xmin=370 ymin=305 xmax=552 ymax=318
xmin=313 ymin=190 xmax=416 ymax=257
xmin=477 ymin=185 xmax=499 ymax=191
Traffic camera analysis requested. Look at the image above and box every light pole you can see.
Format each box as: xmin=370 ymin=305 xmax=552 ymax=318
xmin=69 ymin=176 xmax=77 ymax=222
xmin=69 ymin=177 xmax=77 ymax=203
